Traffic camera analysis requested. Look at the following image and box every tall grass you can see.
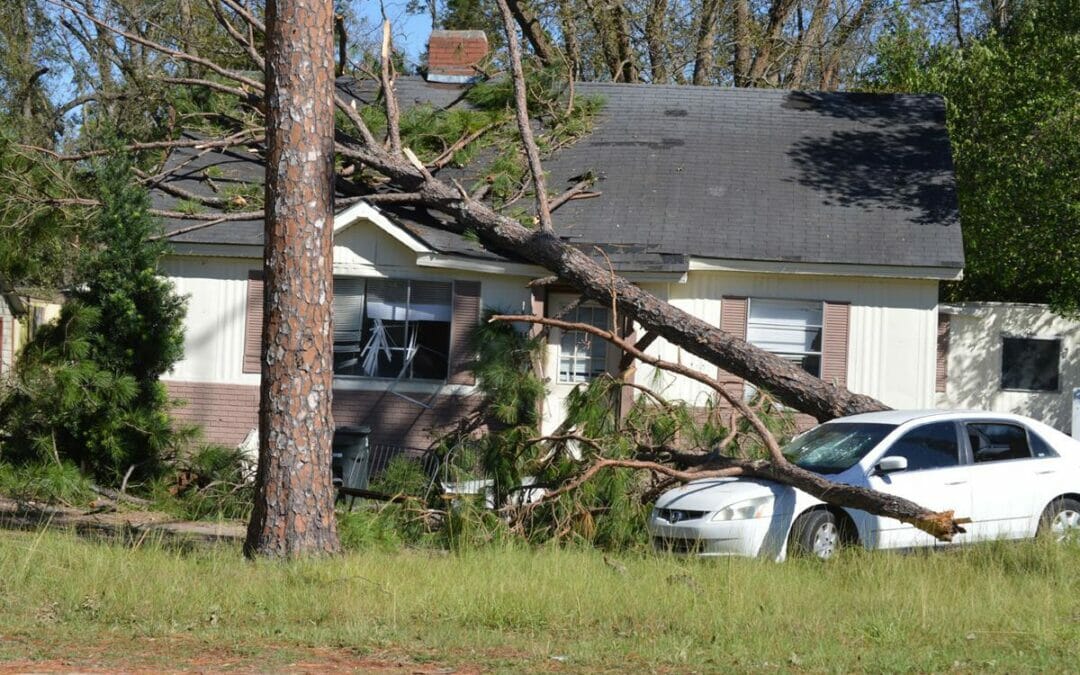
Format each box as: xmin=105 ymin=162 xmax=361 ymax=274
xmin=1 ymin=530 xmax=1078 ymax=670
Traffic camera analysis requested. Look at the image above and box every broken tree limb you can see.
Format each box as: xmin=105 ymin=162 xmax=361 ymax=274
xmin=496 ymin=314 xmax=967 ymax=542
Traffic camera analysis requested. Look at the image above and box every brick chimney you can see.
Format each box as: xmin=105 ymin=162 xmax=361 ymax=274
xmin=426 ymin=30 xmax=488 ymax=84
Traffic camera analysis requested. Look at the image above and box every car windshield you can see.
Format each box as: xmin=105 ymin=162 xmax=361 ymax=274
xmin=783 ymin=423 xmax=897 ymax=474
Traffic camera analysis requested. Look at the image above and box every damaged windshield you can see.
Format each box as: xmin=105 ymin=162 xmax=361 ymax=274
xmin=783 ymin=423 xmax=896 ymax=474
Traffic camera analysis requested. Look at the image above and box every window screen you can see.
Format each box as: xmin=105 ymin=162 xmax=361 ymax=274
xmin=1001 ymin=337 xmax=1060 ymax=391
xmin=885 ymin=422 xmax=960 ymax=471
xmin=746 ymin=299 xmax=822 ymax=377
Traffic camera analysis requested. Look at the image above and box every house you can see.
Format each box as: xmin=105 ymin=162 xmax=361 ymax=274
xmin=937 ymin=302 xmax=1080 ymax=436
xmin=0 ymin=283 xmax=63 ymax=376
xmin=152 ymin=31 xmax=964 ymax=452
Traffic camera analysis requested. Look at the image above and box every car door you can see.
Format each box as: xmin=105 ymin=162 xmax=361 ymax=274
xmin=964 ymin=421 xmax=1055 ymax=541
xmin=866 ymin=421 xmax=973 ymax=550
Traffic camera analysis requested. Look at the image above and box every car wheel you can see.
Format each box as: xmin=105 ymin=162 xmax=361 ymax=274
xmin=788 ymin=510 xmax=841 ymax=560
xmin=1038 ymin=498 xmax=1080 ymax=543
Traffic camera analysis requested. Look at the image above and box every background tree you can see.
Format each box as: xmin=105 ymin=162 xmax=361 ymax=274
xmin=865 ymin=0 xmax=1080 ymax=314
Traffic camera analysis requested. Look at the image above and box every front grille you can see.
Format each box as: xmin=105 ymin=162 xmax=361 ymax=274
xmin=653 ymin=536 xmax=705 ymax=554
xmin=655 ymin=508 xmax=707 ymax=523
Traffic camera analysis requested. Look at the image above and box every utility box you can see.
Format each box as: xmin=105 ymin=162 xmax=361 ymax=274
xmin=332 ymin=426 xmax=371 ymax=490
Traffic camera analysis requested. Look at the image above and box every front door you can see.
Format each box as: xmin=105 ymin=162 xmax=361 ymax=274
xmin=866 ymin=421 xmax=973 ymax=549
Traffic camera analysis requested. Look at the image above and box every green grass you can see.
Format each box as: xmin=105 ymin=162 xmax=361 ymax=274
xmin=1 ymin=529 xmax=1079 ymax=671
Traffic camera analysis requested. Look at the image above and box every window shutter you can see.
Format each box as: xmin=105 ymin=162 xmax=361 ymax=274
xmin=936 ymin=314 xmax=950 ymax=393
xmin=243 ymin=270 xmax=264 ymax=374
xmin=718 ymin=296 xmax=748 ymax=400
xmin=448 ymin=281 xmax=482 ymax=385
xmin=821 ymin=301 xmax=850 ymax=388
xmin=333 ymin=277 xmax=366 ymax=343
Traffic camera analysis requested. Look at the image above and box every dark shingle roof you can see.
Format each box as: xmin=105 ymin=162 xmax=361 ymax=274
xmin=156 ymin=78 xmax=963 ymax=272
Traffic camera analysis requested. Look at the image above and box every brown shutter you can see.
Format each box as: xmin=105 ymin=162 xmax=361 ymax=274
xmin=448 ymin=280 xmax=482 ymax=385
xmin=717 ymin=296 xmax=748 ymax=400
xmin=822 ymin=301 xmax=850 ymax=388
xmin=528 ymin=285 xmax=546 ymax=337
xmin=936 ymin=313 xmax=950 ymax=393
xmin=242 ymin=270 xmax=263 ymax=374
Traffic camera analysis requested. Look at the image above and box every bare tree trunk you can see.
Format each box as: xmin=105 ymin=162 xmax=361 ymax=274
xmin=612 ymin=0 xmax=637 ymax=82
xmin=732 ymin=0 xmax=752 ymax=87
xmin=557 ymin=0 xmax=582 ymax=77
xmin=748 ymin=0 xmax=800 ymax=85
xmin=503 ymin=0 xmax=556 ymax=66
xmin=819 ymin=0 xmax=873 ymax=90
xmin=692 ymin=0 xmax=720 ymax=85
xmin=788 ymin=0 xmax=829 ymax=88
xmin=244 ymin=0 xmax=340 ymax=558
xmin=644 ymin=0 xmax=669 ymax=83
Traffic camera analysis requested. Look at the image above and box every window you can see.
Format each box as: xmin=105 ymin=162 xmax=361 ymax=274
xmin=746 ymin=299 xmax=822 ymax=377
xmin=783 ymin=422 xmax=896 ymax=474
xmin=558 ymin=305 xmax=609 ymax=383
xmin=332 ymin=278 xmax=452 ymax=381
xmin=885 ymin=422 xmax=961 ymax=471
xmin=967 ymin=423 xmax=1033 ymax=463
xmin=1001 ymin=337 xmax=1060 ymax=391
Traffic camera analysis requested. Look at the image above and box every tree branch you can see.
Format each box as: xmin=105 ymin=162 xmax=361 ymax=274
xmin=495 ymin=0 xmax=555 ymax=233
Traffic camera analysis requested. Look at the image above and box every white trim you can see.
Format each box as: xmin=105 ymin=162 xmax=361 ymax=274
xmin=332 ymin=376 xmax=475 ymax=396
xmin=333 ymin=202 xmax=433 ymax=254
xmin=688 ymin=257 xmax=963 ymax=281
xmin=415 ymin=253 xmax=544 ymax=277
xmin=168 ymin=243 xmax=262 ymax=258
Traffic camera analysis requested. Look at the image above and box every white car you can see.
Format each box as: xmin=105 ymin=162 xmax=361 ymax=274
xmin=648 ymin=410 xmax=1080 ymax=560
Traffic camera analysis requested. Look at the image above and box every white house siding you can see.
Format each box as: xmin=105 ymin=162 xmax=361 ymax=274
xmin=0 ymin=300 xmax=14 ymax=376
xmin=630 ymin=271 xmax=940 ymax=411
xmin=937 ymin=303 xmax=1080 ymax=434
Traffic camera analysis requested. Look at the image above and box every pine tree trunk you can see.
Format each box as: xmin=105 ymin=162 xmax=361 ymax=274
xmin=244 ymin=0 xmax=340 ymax=558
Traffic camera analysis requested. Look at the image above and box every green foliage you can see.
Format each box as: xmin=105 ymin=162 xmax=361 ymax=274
xmin=336 ymin=506 xmax=407 ymax=551
xmin=0 ymin=155 xmax=188 ymax=483
xmin=0 ymin=460 xmax=94 ymax=505
xmin=149 ymin=444 xmax=254 ymax=521
xmin=865 ymin=0 xmax=1080 ymax=313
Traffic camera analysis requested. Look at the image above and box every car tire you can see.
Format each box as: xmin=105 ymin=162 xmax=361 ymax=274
xmin=1038 ymin=497 xmax=1080 ymax=543
xmin=788 ymin=510 xmax=842 ymax=560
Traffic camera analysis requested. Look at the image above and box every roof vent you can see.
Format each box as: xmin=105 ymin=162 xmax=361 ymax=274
xmin=426 ymin=30 xmax=488 ymax=84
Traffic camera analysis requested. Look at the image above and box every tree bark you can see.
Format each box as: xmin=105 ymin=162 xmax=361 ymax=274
xmin=244 ymin=0 xmax=340 ymax=558
xmin=691 ymin=0 xmax=721 ymax=85
xmin=503 ymin=0 xmax=557 ymax=66
xmin=819 ymin=0 xmax=874 ymax=90
xmin=732 ymin=0 xmax=752 ymax=87
xmin=644 ymin=0 xmax=669 ymax=83
xmin=748 ymin=0 xmax=800 ymax=86
xmin=556 ymin=0 xmax=581 ymax=78
xmin=788 ymin=0 xmax=829 ymax=88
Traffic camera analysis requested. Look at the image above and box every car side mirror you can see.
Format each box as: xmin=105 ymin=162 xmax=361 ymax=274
xmin=875 ymin=456 xmax=908 ymax=474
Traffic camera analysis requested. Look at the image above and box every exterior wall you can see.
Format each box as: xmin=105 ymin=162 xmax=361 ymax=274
xmin=0 ymin=300 xmax=14 ymax=375
xmin=632 ymin=272 xmax=940 ymax=411
xmin=162 ymin=217 xmax=533 ymax=447
xmin=166 ymin=380 xmax=482 ymax=449
xmin=937 ymin=303 xmax=1080 ymax=434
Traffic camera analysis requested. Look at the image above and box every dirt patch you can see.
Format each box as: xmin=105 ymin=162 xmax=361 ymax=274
xmin=0 ymin=497 xmax=244 ymax=546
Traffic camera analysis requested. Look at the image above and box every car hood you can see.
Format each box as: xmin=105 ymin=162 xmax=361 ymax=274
xmin=654 ymin=478 xmax=796 ymax=512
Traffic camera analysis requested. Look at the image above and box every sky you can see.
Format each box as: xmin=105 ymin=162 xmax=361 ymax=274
xmin=355 ymin=1 xmax=435 ymax=68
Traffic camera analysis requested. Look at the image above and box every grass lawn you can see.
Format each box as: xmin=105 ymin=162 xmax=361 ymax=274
xmin=1 ymin=528 xmax=1079 ymax=672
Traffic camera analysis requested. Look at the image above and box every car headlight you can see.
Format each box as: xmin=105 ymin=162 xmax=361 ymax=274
xmin=711 ymin=496 xmax=774 ymax=521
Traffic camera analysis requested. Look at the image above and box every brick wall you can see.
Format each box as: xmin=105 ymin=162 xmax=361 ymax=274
xmin=166 ymin=380 xmax=480 ymax=449
xmin=166 ymin=381 xmax=260 ymax=447
xmin=427 ymin=30 xmax=488 ymax=79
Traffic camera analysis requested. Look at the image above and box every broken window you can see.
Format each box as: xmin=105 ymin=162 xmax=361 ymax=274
xmin=333 ymin=278 xmax=452 ymax=381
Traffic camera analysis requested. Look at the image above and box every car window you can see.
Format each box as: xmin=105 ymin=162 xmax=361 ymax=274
xmin=967 ymin=423 xmax=1033 ymax=463
xmin=783 ymin=423 xmax=896 ymax=474
xmin=884 ymin=421 xmax=960 ymax=471
xmin=1029 ymin=430 xmax=1058 ymax=458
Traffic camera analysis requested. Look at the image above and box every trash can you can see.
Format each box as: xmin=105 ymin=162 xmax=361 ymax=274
xmin=332 ymin=426 xmax=371 ymax=490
